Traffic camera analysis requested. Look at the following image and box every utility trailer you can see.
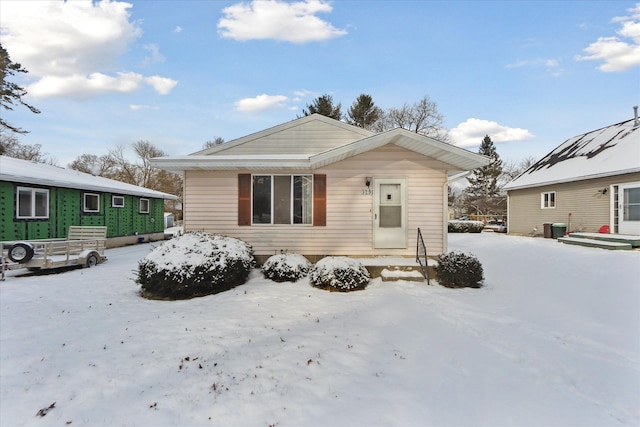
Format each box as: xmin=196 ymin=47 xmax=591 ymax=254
xmin=1 ymin=226 xmax=108 ymax=280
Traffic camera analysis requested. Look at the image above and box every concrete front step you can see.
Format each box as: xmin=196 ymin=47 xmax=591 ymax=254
xmin=558 ymin=236 xmax=633 ymax=250
xmin=357 ymin=257 xmax=435 ymax=282
xmin=568 ymin=232 xmax=640 ymax=247
xmin=380 ymin=268 xmax=426 ymax=282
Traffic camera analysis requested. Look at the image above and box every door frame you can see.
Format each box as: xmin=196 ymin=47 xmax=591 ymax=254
xmin=373 ymin=177 xmax=407 ymax=249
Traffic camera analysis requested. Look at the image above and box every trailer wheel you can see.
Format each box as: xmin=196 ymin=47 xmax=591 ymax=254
xmin=85 ymin=252 xmax=99 ymax=268
xmin=8 ymin=242 xmax=34 ymax=263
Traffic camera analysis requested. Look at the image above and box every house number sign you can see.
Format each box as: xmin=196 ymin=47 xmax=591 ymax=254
xmin=361 ymin=188 xmax=373 ymax=195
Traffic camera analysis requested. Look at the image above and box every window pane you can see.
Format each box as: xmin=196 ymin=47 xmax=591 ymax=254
xmin=380 ymin=184 xmax=402 ymax=227
xmin=380 ymin=206 xmax=402 ymax=227
xmin=85 ymin=194 xmax=99 ymax=212
xmin=35 ymin=190 xmax=48 ymax=217
xmin=293 ymin=175 xmax=312 ymax=224
xmin=112 ymin=196 xmax=124 ymax=207
xmin=624 ymin=188 xmax=640 ymax=221
xmin=18 ymin=189 xmax=32 ymax=217
xmin=140 ymin=199 xmax=149 ymax=213
xmin=274 ymin=176 xmax=291 ymax=224
xmin=550 ymin=192 xmax=555 ymax=207
xmin=253 ymin=176 xmax=271 ymax=224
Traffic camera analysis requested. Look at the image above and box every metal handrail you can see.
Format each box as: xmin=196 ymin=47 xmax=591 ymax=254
xmin=416 ymin=228 xmax=430 ymax=285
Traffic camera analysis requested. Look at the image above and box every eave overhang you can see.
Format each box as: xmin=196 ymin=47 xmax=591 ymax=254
xmin=152 ymin=128 xmax=491 ymax=174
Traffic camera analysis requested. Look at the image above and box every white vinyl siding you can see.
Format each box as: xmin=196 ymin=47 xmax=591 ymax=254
xmin=183 ymin=145 xmax=447 ymax=257
xmin=212 ymin=120 xmax=370 ymax=156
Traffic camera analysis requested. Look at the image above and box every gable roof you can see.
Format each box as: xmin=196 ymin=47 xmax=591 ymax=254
xmin=152 ymin=114 xmax=490 ymax=174
xmin=504 ymin=118 xmax=640 ymax=191
xmin=192 ymin=113 xmax=374 ymax=156
xmin=0 ymin=156 xmax=178 ymax=200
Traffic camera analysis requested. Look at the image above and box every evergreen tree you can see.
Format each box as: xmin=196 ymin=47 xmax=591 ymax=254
xmin=347 ymin=93 xmax=381 ymax=130
xmin=302 ymin=94 xmax=342 ymax=120
xmin=0 ymin=43 xmax=40 ymax=134
xmin=464 ymin=135 xmax=505 ymax=216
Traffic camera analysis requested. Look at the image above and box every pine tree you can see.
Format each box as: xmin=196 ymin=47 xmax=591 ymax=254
xmin=0 ymin=43 xmax=40 ymax=134
xmin=302 ymin=94 xmax=342 ymax=120
xmin=464 ymin=135 xmax=505 ymax=216
xmin=347 ymin=93 xmax=381 ymax=130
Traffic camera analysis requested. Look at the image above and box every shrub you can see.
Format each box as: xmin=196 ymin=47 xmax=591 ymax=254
xmin=262 ymin=252 xmax=312 ymax=282
xmin=136 ymin=232 xmax=255 ymax=300
xmin=309 ymin=257 xmax=370 ymax=292
xmin=434 ymin=251 xmax=484 ymax=288
xmin=448 ymin=220 xmax=484 ymax=233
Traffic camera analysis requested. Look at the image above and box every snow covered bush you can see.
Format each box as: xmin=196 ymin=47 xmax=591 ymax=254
xmin=309 ymin=257 xmax=370 ymax=292
xmin=448 ymin=220 xmax=484 ymax=233
xmin=262 ymin=252 xmax=312 ymax=282
xmin=435 ymin=251 xmax=484 ymax=288
xmin=136 ymin=232 xmax=255 ymax=299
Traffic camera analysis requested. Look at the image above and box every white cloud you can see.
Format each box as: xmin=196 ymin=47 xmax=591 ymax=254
xmin=0 ymin=0 xmax=177 ymax=98
xmin=218 ymin=0 xmax=347 ymax=43
xmin=576 ymin=3 xmax=640 ymax=72
xmin=142 ymin=44 xmax=165 ymax=66
xmin=450 ymin=118 xmax=535 ymax=148
xmin=235 ymin=94 xmax=289 ymax=112
xmin=28 ymin=72 xmax=143 ymax=98
xmin=505 ymin=58 xmax=566 ymax=76
xmin=130 ymin=104 xmax=159 ymax=111
xmin=144 ymin=76 xmax=178 ymax=95
xmin=173 ymin=26 xmax=183 ymax=33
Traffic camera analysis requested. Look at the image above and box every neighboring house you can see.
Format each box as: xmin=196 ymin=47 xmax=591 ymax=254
xmin=504 ymin=115 xmax=640 ymax=236
xmin=0 ymin=156 xmax=178 ymax=247
xmin=152 ymin=114 xmax=489 ymax=262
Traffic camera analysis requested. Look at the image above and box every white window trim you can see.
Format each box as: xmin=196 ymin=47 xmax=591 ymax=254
xmin=251 ymin=174 xmax=313 ymax=225
xmin=541 ymin=191 xmax=556 ymax=209
xmin=139 ymin=198 xmax=150 ymax=214
xmin=112 ymin=195 xmax=125 ymax=208
xmin=16 ymin=186 xmax=49 ymax=219
xmin=84 ymin=193 xmax=100 ymax=213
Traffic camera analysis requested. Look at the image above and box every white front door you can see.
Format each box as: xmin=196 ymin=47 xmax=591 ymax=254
xmin=618 ymin=182 xmax=640 ymax=235
xmin=373 ymin=178 xmax=407 ymax=248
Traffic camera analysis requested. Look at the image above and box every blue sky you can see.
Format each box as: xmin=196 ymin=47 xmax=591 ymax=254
xmin=1 ymin=0 xmax=639 ymax=167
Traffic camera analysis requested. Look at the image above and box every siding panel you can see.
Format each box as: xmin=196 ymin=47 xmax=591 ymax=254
xmin=184 ymin=146 xmax=448 ymax=256
xmin=507 ymin=173 xmax=640 ymax=235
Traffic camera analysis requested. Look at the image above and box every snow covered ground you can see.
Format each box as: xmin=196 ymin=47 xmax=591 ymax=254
xmin=1 ymin=233 xmax=638 ymax=427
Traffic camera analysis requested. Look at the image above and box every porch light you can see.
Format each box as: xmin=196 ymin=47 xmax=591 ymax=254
xmin=365 ymin=177 xmax=372 ymax=187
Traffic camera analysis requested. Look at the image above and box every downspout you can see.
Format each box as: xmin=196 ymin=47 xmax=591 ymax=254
xmin=443 ymin=171 xmax=473 ymax=253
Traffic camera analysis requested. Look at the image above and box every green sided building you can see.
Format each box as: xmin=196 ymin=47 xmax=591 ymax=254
xmin=0 ymin=156 xmax=178 ymax=247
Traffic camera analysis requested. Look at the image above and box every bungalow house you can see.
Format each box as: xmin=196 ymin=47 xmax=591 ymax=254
xmin=0 ymin=155 xmax=178 ymax=247
xmin=504 ymin=114 xmax=640 ymax=236
xmin=151 ymin=114 xmax=489 ymax=262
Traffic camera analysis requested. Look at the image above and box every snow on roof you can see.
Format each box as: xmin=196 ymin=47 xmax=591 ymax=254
xmin=504 ymin=118 xmax=640 ymax=190
xmin=0 ymin=156 xmax=178 ymax=199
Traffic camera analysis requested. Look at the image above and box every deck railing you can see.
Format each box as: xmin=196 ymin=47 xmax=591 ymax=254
xmin=416 ymin=228 xmax=431 ymax=285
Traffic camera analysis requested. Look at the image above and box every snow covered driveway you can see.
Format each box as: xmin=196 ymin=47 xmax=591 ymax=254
xmin=1 ymin=233 xmax=638 ymax=426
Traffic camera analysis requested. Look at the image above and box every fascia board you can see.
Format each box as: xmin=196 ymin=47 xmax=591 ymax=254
xmin=151 ymin=155 xmax=312 ymax=171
